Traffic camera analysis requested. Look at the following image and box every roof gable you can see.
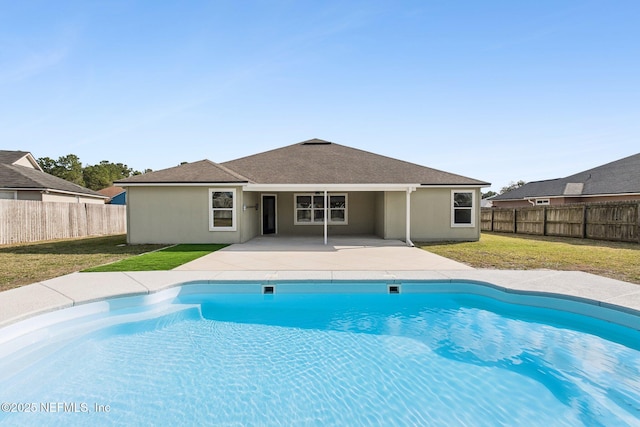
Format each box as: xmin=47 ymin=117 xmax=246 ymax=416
xmin=0 ymin=150 xmax=42 ymax=171
xmin=222 ymin=139 xmax=488 ymax=185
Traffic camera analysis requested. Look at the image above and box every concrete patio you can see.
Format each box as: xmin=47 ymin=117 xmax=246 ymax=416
xmin=174 ymin=236 xmax=473 ymax=271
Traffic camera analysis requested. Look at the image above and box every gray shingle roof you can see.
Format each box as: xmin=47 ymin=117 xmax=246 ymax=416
xmin=0 ymin=163 xmax=105 ymax=197
xmin=0 ymin=150 xmax=31 ymax=165
xmin=222 ymin=139 xmax=488 ymax=185
xmin=493 ymin=152 xmax=640 ymax=200
xmin=120 ymin=139 xmax=489 ymax=186
xmin=117 ymin=160 xmax=250 ymax=184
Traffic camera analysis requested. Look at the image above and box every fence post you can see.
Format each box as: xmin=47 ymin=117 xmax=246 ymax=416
xmin=637 ymin=203 xmax=640 ymax=244
xmin=513 ymin=208 xmax=517 ymax=234
xmin=582 ymin=204 xmax=588 ymax=239
xmin=542 ymin=206 xmax=547 ymax=236
xmin=490 ymin=208 xmax=494 ymax=232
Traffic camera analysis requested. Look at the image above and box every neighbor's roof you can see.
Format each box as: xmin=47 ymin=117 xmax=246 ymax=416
xmin=118 ymin=139 xmax=489 ymax=186
xmin=0 ymin=163 xmax=106 ymax=198
xmin=493 ymin=152 xmax=640 ymax=200
xmin=97 ymin=186 xmax=126 ymax=198
xmin=0 ymin=150 xmax=31 ymax=165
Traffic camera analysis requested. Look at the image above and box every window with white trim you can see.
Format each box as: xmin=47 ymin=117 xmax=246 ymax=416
xmin=209 ymin=188 xmax=236 ymax=231
xmin=536 ymin=199 xmax=550 ymax=205
xmin=294 ymin=193 xmax=348 ymax=225
xmin=451 ymin=191 xmax=475 ymax=227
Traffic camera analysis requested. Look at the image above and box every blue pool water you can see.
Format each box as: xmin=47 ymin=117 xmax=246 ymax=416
xmin=1 ymin=282 xmax=640 ymax=426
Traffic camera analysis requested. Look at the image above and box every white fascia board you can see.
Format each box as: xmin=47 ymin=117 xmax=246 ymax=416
xmin=418 ymin=184 xmax=486 ymax=189
xmin=117 ymin=182 xmax=487 ymax=192
xmin=244 ymin=183 xmax=416 ymax=192
xmin=577 ymin=192 xmax=640 ymax=198
xmin=7 ymin=187 xmax=108 ymax=199
xmin=499 ymin=192 xmax=640 ymax=202
xmin=44 ymin=188 xmax=108 ymax=199
xmin=116 ymin=182 xmax=247 ymax=188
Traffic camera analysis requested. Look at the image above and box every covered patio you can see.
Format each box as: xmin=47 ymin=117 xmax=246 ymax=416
xmin=174 ymin=235 xmax=472 ymax=271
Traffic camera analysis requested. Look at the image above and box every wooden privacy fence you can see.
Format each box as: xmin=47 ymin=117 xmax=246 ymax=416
xmin=0 ymin=200 xmax=126 ymax=245
xmin=481 ymin=201 xmax=640 ymax=243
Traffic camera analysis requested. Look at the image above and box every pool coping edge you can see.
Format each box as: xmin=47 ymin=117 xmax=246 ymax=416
xmin=1 ymin=270 xmax=639 ymax=329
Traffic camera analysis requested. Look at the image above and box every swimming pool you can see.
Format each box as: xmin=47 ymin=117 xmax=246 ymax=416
xmin=1 ymin=281 xmax=639 ymax=426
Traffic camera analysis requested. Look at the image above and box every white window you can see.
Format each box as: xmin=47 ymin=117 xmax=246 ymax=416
xmin=451 ymin=191 xmax=475 ymax=227
xmin=209 ymin=188 xmax=236 ymax=231
xmin=294 ymin=193 xmax=348 ymax=225
xmin=536 ymin=199 xmax=550 ymax=205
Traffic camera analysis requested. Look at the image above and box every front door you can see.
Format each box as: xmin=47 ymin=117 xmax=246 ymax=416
xmin=262 ymin=195 xmax=276 ymax=234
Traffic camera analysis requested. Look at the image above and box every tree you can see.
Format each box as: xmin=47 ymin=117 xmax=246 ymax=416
xmin=83 ymin=160 xmax=139 ymax=190
xmin=38 ymin=157 xmax=57 ymax=174
xmin=500 ymin=180 xmax=526 ymax=194
xmin=37 ymin=154 xmax=84 ymax=186
xmin=482 ymin=191 xmax=497 ymax=199
xmin=37 ymin=154 xmax=147 ymax=190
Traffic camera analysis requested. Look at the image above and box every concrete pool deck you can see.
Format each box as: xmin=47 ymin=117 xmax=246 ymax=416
xmin=0 ymin=236 xmax=639 ymax=329
xmin=174 ymin=236 xmax=473 ymax=271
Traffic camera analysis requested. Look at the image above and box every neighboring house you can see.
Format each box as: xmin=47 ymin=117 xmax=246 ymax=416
xmin=492 ymin=153 xmax=640 ymax=208
xmin=116 ymin=139 xmax=490 ymax=245
xmin=480 ymin=195 xmax=496 ymax=208
xmin=0 ymin=150 xmax=106 ymax=204
xmin=98 ymin=186 xmax=126 ymax=205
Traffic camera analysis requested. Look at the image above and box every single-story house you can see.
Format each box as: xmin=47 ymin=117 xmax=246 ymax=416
xmin=116 ymin=139 xmax=490 ymax=245
xmin=97 ymin=186 xmax=126 ymax=205
xmin=492 ymin=152 xmax=640 ymax=208
xmin=0 ymin=150 xmax=106 ymax=204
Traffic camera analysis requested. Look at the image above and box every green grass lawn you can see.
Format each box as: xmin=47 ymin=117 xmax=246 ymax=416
xmin=83 ymin=244 xmax=227 ymax=272
xmin=419 ymin=232 xmax=640 ymax=284
xmin=0 ymin=235 xmax=167 ymax=291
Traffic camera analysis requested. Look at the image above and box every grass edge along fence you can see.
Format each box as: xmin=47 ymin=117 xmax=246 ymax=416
xmin=481 ymin=201 xmax=640 ymax=244
xmin=0 ymin=200 xmax=126 ymax=245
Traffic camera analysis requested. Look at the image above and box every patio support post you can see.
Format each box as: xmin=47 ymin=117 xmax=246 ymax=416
xmin=406 ymin=187 xmax=415 ymax=247
xmin=324 ymin=190 xmax=328 ymax=245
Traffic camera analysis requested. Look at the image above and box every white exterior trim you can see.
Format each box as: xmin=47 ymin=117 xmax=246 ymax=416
xmin=119 ymin=182 xmax=487 ymax=191
xmin=496 ymin=192 xmax=640 ymax=202
xmin=293 ymin=193 xmax=348 ymax=225
xmin=451 ymin=190 xmax=476 ymax=228
xmin=0 ymin=187 xmax=107 ymax=200
xmin=118 ymin=182 xmax=245 ymax=187
xmin=209 ymin=188 xmax=237 ymax=231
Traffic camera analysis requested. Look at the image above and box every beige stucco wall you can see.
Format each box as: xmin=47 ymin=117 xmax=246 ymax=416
xmin=14 ymin=191 xmax=104 ymax=204
xmin=16 ymin=191 xmax=42 ymax=201
xmin=241 ymin=191 xmax=260 ymax=242
xmin=273 ymin=191 xmax=377 ymax=236
xmin=382 ymin=188 xmax=481 ymax=242
xmin=125 ymin=186 xmax=482 ymax=244
xmin=126 ymin=186 xmax=251 ymax=244
xmin=41 ymin=193 xmax=105 ymax=204
xmin=374 ymin=192 xmax=384 ymax=238
xmin=493 ymin=194 xmax=640 ymax=208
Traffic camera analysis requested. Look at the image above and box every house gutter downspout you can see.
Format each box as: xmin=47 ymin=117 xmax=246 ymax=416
xmin=406 ymin=187 xmax=415 ymax=247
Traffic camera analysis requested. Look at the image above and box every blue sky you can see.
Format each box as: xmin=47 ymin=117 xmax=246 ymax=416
xmin=1 ymin=1 xmax=639 ymax=192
